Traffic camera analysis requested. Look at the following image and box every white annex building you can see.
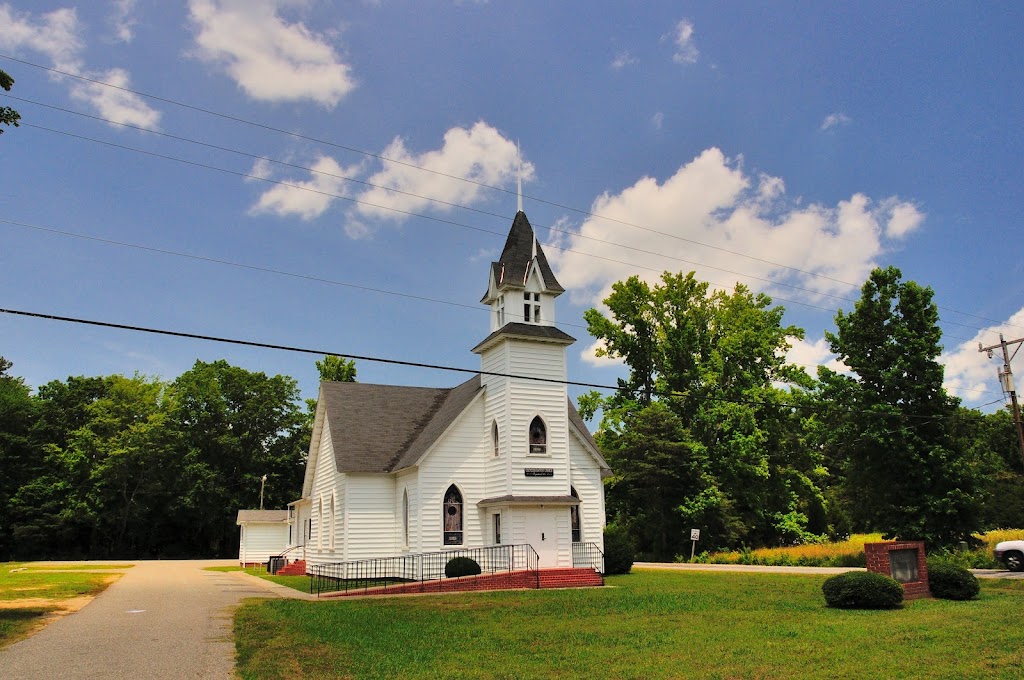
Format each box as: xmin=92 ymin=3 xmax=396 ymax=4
xmin=285 ymin=211 xmax=610 ymax=572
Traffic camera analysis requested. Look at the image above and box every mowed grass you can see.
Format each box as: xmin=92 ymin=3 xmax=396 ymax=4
xmin=0 ymin=563 xmax=126 ymax=648
xmin=234 ymin=570 xmax=1024 ymax=679
xmin=204 ymin=565 xmax=312 ymax=593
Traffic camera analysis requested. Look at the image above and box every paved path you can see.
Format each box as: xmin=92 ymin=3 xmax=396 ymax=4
xmin=0 ymin=560 xmax=281 ymax=680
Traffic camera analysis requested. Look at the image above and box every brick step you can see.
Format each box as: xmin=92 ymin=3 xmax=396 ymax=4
xmin=275 ymin=560 xmax=307 ymax=576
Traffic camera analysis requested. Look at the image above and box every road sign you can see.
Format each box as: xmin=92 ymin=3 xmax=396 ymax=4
xmin=690 ymin=529 xmax=700 ymax=541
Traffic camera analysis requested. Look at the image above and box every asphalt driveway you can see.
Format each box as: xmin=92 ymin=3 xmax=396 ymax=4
xmin=0 ymin=560 xmax=278 ymax=680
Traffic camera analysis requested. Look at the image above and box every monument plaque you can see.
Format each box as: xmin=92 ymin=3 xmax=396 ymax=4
xmin=889 ymin=549 xmax=919 ymax=583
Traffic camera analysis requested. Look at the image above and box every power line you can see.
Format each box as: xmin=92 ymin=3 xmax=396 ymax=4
xmin=0 ymin=305 xmax=954 ymax=419
xmin=11 ymin=121 xmax=990 ymax=342
xmin=3 ymin=55 xmax=1015 ymax=332
xmin=17 ymin=121 xmax=852 ymax=320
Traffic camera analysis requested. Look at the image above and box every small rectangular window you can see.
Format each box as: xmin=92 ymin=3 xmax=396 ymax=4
xmin=524 ymin=303 xmax=531 ymax=322
xmin=534 ymin=304 xmax=541 ymax=322
xmin=494 ymin=514 xmax=502 ymax=544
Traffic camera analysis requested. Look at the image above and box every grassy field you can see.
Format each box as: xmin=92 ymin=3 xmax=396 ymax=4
xmin=233 ymin=570 xmax=1024 ymax=679
xmin=204 ymin=565 xmax=311 ymax=593
xmin=696 ymin=530 xmax=1024 ymax=568
xmin=0 ymin=563 xmax=127 ymax=648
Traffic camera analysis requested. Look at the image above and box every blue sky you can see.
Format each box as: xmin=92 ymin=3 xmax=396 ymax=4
xmin=2 ymin=1 xmax=1022 ymax=411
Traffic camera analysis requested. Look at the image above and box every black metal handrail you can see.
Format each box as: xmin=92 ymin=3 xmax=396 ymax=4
xmin=311 ymin=543 xmax=540 ymax=596
xmin=572 ymin=541 xmax=605 ymax=574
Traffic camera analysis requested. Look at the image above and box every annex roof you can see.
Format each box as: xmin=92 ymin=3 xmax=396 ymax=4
xmin=236 ymin=510 xmax=289 ymax=525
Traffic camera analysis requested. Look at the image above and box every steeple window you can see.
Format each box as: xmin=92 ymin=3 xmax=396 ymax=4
xmin=524 ymin=292 xmax=540 ymax=323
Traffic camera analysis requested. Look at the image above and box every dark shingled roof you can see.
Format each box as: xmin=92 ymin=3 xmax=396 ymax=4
xmin=472 ymin=322 xmax=576 ymax=354
xmin=236 ymin=510 xmax=289 ymax=524
xmin=319 ymin=376 xmax=483 ymax=473
xmin=482 ymin=211 xmax=564 ymax=301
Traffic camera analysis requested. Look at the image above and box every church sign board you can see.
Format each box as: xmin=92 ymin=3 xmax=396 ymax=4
xmin=524 ymin=468 xmax=554 ymax=477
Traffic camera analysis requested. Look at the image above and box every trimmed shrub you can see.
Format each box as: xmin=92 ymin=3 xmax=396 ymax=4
xmin=604 ymin=524 xmax=636 ymax=575
xmin=927 ymin=559 xmax=980 ymax=600
xmin=444 ymin=556 xmax=481 ymax=578
xmin=822 ymin=571 xmax=903 ymax=609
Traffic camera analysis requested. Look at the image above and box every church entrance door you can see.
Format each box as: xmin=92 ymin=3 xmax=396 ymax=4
xmin=523 ymin=508 xmax=559 ymax=568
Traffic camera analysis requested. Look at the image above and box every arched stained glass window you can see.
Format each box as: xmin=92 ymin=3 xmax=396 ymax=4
xmin=570 ymin=486 xmax=581 ymax=543
xmin=529 ymin=416 xmax=547 ymax=454
xmin=443 ymin=485 xmax=463 ymax=545
xmin=492 ymin=421 xmax=500 ymax=457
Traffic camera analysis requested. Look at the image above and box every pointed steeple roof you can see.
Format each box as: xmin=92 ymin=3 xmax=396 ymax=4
xmin=481 ymin=211 xmax=564 ymax=302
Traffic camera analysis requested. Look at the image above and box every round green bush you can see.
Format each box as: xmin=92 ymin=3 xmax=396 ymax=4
xmin=603 ymin=524 xmax=636 ymax=575
xmin=444 ymin=556 xmax=481 ymax=578
xmin=926 ymin=560 xmax=979 ymax=600
xmin=822 ymin=571 xmax=904 ymax=609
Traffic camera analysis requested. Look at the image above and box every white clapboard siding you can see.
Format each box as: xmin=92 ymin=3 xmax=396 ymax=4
xmin=569 ymin=432 xmax=606 ymax=552
xmin=395 ymin=470 xmax=418 ymax=553
xmin=417 ymin=396 xmax=488 ymax=553
xmin=238 ymin=523 xmax=289 ymax=565
xmin=308 ymin=420 xmax=345 ymax=568
xmin=344 ymin=474 xmax=397 ymax=561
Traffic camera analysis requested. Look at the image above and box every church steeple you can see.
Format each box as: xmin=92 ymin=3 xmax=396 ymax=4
xmin=480 ymin=211 xmax=565 ymax=332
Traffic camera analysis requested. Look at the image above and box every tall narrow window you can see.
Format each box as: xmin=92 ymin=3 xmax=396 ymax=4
xmin=492 ymin=421 xmax=500 ymax=457
xmin=443 ymin=485 xmax=463 ymax=545
xmin=529 ymin=416 xmax=547 ymax=454
xmin=493 ymin=513 xmax=502 ymax=544
xmin=570 ymin=487 xmax=581 ymax=542
xmin=317 ymin=498 xmax=323 ymax=550
xmin=403 ymin=489 xmax=410 ymax=547
xmin=328 ymin=495 xmax=336 ymax=549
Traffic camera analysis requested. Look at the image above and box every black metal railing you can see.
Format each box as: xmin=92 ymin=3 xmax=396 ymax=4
xmin=311 ymin=543 xmax=539 ymax=596
xmin=572 ymin=541 xmax=605 ymax=574
xmin=266 ymin=543 xmax=305 ymax=574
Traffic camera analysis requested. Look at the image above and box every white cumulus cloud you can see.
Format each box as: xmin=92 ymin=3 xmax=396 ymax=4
xmin=546 ymin=147 xmax=925 ymax=310
xmin=248 ymin=155 xmax=359 ymax=221
xmin=820 ymin=112 xmax=851 ymax=131
xmin=0 ymin=3 xmax=159 ymax=128
xmin=109 ymin=0 xmax=137 ymax=43
xmin=941 ymin=307 xmax=1024 ymax=407
xmin=353 ymin=122 xmax=530 ymax=222
xmin=611 ymin=51 xmax=638 ymax=70
xmin=188 ymin=0 xmax=356 ymax=107
xmin=671 ymin=19 xmax=698 ymax=64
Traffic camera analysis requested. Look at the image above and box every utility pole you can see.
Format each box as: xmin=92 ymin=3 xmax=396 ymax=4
xmin=979 ymin=334 xmax=1024 ymax=471
xmin=259 ymin=474 xmax=267 ymax=510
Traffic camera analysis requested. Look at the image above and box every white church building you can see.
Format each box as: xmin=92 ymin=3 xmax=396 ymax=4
xmin=285 ymin=210 xmax=610 ymax=573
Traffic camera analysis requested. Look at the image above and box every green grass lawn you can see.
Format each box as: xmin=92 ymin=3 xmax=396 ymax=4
xmin=234 ymin=570 xmax=1024 ymax=679
xmin=0 ymin=563 xmax=126 ymax=648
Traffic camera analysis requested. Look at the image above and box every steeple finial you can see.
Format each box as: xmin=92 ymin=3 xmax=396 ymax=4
xmin=517 ymin=140 xmax=523 ymax=213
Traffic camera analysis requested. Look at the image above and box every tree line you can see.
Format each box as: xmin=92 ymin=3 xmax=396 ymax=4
xmin=582 ymin=266 xmax=1024 ymax=560
xmin=0 ymin=356 xmax=355 ymax=561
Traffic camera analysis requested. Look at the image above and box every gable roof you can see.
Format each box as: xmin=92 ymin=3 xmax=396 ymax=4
xmin=567 ymin=400 xmax=611 ymax=474
xmin=236 ymin=510 xmax=289 ymax=524
xmin=481 ymin=211 xmax=564 ymax=302
xmin=319 ymin=376 xmax=483 ymax=474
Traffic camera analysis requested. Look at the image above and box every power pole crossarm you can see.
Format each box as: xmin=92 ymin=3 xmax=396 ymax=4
xmin=979 ymin=334 xmax=1024 ymax=471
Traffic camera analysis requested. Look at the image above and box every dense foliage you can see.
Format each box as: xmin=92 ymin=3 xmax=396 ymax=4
xmin=926 ymin=560 xmax=980 ymax=600
xmin=0 ymin=357 xmax=315 ymax=560
xmin=603 ymin=523 xmax=636 ymax=575
xmin=815 ymin=267 xmax=989 ymax=547
xmin=584 ymin=273 xmax=824 ymax=559
xmin=822 ymin=571 xmax=904 ymax=609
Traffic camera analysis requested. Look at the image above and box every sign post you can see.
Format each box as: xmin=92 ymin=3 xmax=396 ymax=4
xmin=689 ymin=529 xmax=700 ymax=561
